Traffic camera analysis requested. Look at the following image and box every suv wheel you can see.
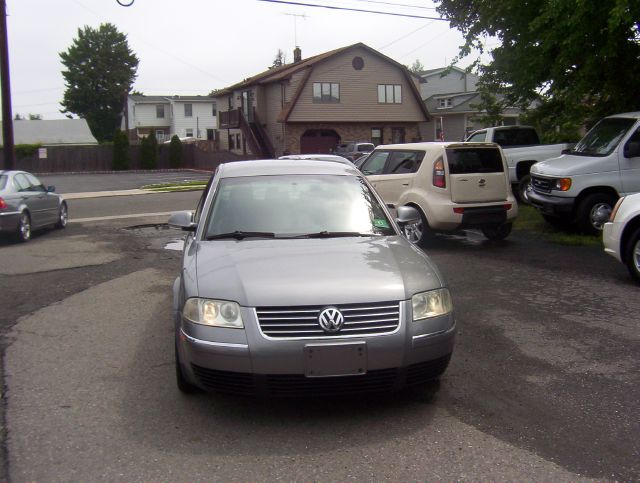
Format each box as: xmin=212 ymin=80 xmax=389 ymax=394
xmin=625 ymin=227 xmax=640 ymax=283
xmin=481 ymin=223 xmax=513 ymax=241
xmin=403 ymin=209 xmax=435 ymax=245
xmin=577 ymin=193 xmax=616 ymax=235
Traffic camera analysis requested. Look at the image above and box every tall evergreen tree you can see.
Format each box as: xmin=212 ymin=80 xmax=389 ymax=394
xmin=60 ymin=23 xmax=139 ymax=142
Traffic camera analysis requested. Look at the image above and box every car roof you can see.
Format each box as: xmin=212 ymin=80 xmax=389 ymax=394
xmin=372 ymin=141 xmax=499 ymax=151
xmin=219 ymin=159 xmax=360 ymax=178
xmin=607 ymin=112 xmax=640 ymax=120
xmin=279 ymin=154 xmax=353 ymax=164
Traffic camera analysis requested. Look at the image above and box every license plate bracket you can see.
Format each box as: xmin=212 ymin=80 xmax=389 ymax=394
xmin=304 ymin=342 xmax=367 ymax=377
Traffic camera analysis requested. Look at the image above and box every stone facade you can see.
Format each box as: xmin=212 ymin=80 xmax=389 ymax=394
xmin=283 ymin=122 xmax=422 ymax=155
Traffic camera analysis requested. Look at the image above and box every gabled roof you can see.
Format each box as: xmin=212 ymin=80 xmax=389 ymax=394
xmin=424 ymin=92 xmax=523 ymax=115
xmin=213 ymin=42 xmax=425 ymax=96
xmin=129 ymin=94 xmax=215 ymax=104
xmin=420 ymin=66 xmax=469 ymax=77
xmin=0 ymin=119 xmax=98 ymax=145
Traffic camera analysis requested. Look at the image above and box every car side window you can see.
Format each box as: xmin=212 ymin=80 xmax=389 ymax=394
xmin=624 ymin=128 xmax=640 ymax=152
xmin=361 ymin=151 xmax=389 ymax=175
xmin=25 ymin=173 xmax=45 ymax=192
xmin=14 ymin=174 xmax=30 ymax=191
xmin=385 ymin=151 xmax=425 ymax=174
xmin=467 ymin=131 xmax=486 ymax=142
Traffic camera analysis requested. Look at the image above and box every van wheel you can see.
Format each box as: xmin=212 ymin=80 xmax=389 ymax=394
xmin=518 ymin=175 xmax=532 ymax=205
xmin=403 ymin=208 xmax=436 ymax=245
xmin=16 ymin=212 xmax=31 ymax=242
xmin=576 ymin=193 xmax=616 ymax=235
xmin=624 ymin=227 xmax=640 ymax=284
xmin=481 ymin=223 xmax=512 ymax=241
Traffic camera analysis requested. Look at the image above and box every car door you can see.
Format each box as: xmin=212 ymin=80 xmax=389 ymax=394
xmin=12 ymin=173 xmax=42 ymax=226
xmin=26 ymin=173 xmax=59 ymax=225
xmin=370 ymin=150 xmax=424 ymax=206
xmin=620 ymin=126 xmax=640 ymax=194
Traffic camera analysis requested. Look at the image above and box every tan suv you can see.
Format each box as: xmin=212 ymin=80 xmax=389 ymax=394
xmin=360 ymin=142 xmax=518 ymax=242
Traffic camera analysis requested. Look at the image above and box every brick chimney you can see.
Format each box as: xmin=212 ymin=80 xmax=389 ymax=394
xmin=293 ymin=46 xmax=302 ymax=63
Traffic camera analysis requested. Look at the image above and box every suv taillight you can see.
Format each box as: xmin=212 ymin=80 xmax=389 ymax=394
xmin=433 ymin=158 xmax=446 ymax=188
xmin=0 ymin=197 xmax=6 ymax=210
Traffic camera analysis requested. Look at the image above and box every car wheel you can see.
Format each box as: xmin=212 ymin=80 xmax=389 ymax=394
xmin=175 ymin=340 xmax=199 ymax=394
xmin=624 ymin=227 xmax=640 ymax=284
xmin=518 ymin=175 xmax=532 ymax=205
xmin=55 ymin=202 xmax=68 ymax=229
xmin=403 ymin=208 xmax=435 ymax=245
xmin=16 ymin=212 xmax=31 ymax=242
xmin=576 ymin=193 xmax=616 ymax=235
xmin=481 ymin=223 xmax=513 ymax=241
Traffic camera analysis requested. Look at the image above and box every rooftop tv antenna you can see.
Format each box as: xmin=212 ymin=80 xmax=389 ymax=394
xmin=283 ymin=13 xmax=307 ymax=46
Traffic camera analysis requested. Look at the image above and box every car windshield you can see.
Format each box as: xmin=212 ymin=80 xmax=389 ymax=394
xmin=0 ymin=175 xmax=7 ymax=191
xmin=572 ymin=118 xmax=636 ymax=156
xmin=205 ymin=175 xmax=395 ymax=238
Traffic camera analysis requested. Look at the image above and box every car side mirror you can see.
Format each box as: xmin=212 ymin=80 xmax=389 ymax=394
xmin=47 ymin=185 xmax=55 ymax=192
xmin=624 ymin=141 xmax=640 ymax=158
xmin=169 ymin=211 xmax=196 ymax=231
xmin=395 ymin=206 xmax=420 ymax=225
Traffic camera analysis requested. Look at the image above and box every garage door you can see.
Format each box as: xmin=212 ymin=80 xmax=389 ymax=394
xmin=300 ymin=130 xmax=340 ymax=154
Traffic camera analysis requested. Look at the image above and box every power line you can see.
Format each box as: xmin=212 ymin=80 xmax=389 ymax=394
xmin=377 ymin=20 xmax=436 ymax=50
xmin=256 ymin=0 xmax=447 ymax=20
xmin=348 ymin=0 xmax=437 ymax=11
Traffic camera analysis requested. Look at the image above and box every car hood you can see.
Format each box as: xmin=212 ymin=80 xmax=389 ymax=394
xmin=194 ymin=236 xmax=444 ymax=307
xmin=531 ymin=153 xmax=613 ymax=177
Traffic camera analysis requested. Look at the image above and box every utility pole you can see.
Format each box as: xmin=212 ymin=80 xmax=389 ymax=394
xmin=0 ymin=0 xmax=15 ymax=170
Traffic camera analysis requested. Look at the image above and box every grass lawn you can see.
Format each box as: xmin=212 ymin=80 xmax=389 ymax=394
xmin=513 ymin=204 xmax=602 ymax=247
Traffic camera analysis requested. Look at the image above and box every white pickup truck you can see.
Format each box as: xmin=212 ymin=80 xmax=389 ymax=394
xmin=528 ymin=112 xmax=640 ymax=235
xmin=465 ymin=126 xmax=572 ymax=201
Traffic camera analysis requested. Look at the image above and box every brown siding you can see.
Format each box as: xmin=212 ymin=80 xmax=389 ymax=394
xmin=288 ymin=47 xmax=426 ymax=123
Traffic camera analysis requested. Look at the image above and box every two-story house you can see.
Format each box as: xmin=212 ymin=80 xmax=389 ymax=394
xmin=122 ymin=95 xmax=217 ymax=143
xmin=213 ymin=43 xmax=430 ymax=157
xmin=419 ymin=66 xmax=522 ymax=141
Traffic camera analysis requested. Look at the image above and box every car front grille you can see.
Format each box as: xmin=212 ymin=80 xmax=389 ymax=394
xmin=255 ymin=301 xmax=401 ymax=339
xmin=531 ymin=175 xmax=553 ymax=193
xmin=266 ymin=368 xmax=398 ymax=396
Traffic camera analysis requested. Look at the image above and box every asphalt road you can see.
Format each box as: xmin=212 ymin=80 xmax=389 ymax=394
xmin=0 ymin=198 xmax=638 ymax=480
xmin=39 ymin=170 xmax=212 ymax=194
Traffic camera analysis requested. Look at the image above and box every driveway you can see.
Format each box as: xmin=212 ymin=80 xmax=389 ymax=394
xmin=0 ymin=221 xmax=638 ymax=480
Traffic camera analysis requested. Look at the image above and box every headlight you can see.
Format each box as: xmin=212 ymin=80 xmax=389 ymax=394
xmin=412 ymin=288 xmax=452 ymax=321
xmin=182 ymin=298 xmax=244 ymax=328
xmin=553 ymin=178 xmax=572 ymax=191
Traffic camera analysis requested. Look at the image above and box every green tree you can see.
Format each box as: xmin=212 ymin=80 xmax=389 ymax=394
xmin=272 ymin=49 xmax=285 ymax=68
xmin=112 ymin=130 xmax=130 ymax=171
xmin=169 ymin=135 xmax=183 ymax=169
xmin=140 ymin=133 xmax=158 ymax=170
xmin=409 ymin=58 xmax=425 ymax=74
xmin=436 ymin=0 xmax=640 ymax=132
xmin=60 ymin=23 xmax=139 ymax=143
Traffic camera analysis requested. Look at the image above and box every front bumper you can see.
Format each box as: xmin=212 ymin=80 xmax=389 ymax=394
xmin=177 ymin=301 xmax=456 ymax=396
xmin=528 ymin=190 xmax=575 ymax=217
xmin=603 ymin=221 xmax=623 ymax=262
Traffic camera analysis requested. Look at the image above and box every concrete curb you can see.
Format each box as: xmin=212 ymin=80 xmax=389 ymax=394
xmin=34 ymin=168 xmax=213 ymax=176
xmin=63 ymin=189 xmax=155 ymax=200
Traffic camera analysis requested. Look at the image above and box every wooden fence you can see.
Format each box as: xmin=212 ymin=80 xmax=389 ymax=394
xmin=1 ymin=143 xmax=255 ymax=174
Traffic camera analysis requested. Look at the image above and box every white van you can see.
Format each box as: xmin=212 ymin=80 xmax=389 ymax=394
xmin=360 ymin=142 xmax=518 ymax=242
xmin=529 ymin=112 xmax=640 ymax=234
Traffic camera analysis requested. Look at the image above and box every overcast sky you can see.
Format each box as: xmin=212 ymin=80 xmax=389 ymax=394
xmin=4 ymin=0 xmax=485 ymax=120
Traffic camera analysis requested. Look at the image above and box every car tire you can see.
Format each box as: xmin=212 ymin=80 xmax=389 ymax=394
xmin=55 ymin=202 xmax=68 ymax=229
xmin=16 ymin=211 xmax=31 ymax=243
xmin=403 ymin=207 xmax=436 ymax=245
xmin=517 ymin=175 xmax=532 ymax=205
xmin=175 ymin=340 xmax=200 ymax=394
xmin=576 ymin=193 xmax=616 ymax=235
xmin=481 ymin=223 xmax=513 ymax=241
xmin=624 ymin=227 xmax=640 ymax=284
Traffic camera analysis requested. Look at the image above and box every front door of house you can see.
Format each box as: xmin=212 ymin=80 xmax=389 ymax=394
xmin=241 ymin=90 xmax=254 ymax=122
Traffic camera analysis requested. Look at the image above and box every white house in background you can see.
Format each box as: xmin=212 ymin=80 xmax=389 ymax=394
xmin=418 ymin=66 xmax=523 ymax=141
xmin=122 ymin=94 xmax=217 ymax=143
xmin=0 ymin=119 xmax=97 ymax=145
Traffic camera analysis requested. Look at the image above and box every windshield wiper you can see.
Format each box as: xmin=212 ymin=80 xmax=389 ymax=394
xmin=206 ymin=231 xmax=276 ymax=240
xmin=293 ymin=231 xmax=376 ymax=239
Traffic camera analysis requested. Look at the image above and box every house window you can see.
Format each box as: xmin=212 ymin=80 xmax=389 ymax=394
xmin=371 ymin=127 xmax=383 ymax=146
xmin=155 ymin=130 xmax=165 ymax=142
xmin=186 ymin=128 xmax=193 ymax=137
xmin=378 ymin=84 xmax=402 ymax=104
xmin=437 ymin=98 xmax=453 ymax=109
xmin=156 ymin=104 xmax=165 ymax=118
xmin=184 ymin=103 xmax=193 ymax=117
xmin=391 ymin=127 xmax=405 ymax=144
xmin=312 ymin=82 xmax=340 ymax=103
xmin=207 ymin=129 xmax=214 ymax=141
xmin=212 ymin=103 xmax=217 ymax=116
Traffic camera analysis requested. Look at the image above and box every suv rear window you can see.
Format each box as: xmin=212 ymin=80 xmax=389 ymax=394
xmin=446 ymin=147 xmax=504 ymax=174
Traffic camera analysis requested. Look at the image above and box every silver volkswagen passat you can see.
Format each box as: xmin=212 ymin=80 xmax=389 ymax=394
xmin=170 ymin=159 xmax=455 ymax=397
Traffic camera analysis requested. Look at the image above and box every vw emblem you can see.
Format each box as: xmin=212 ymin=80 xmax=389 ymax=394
xmin=318 ymin=307 xmax=344 ymax=333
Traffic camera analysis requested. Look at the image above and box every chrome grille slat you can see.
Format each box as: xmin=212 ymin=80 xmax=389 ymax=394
xmin=256 ymin=301 xmax=400 ymax=338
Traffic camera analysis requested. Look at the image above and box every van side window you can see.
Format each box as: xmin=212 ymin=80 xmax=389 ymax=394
xmin=385 ymin=151 xmax=425 ymax=174
xmin=361 ymin=151 xmax=389 ymax=175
